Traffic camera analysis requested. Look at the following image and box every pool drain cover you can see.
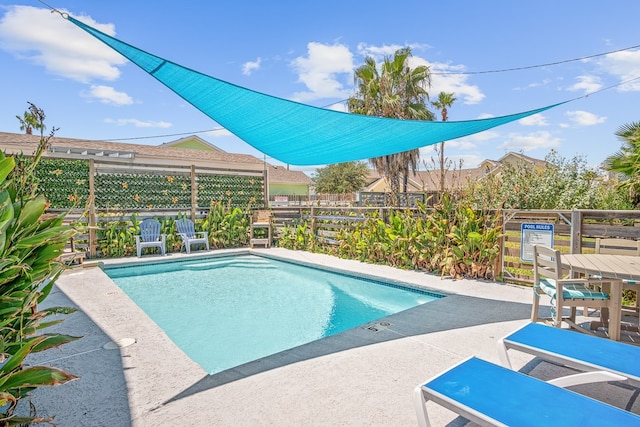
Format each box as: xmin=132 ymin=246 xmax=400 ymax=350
xmin=364 ymin=321 xmax=392 ymax=332
xmin=103 ymin=338 xmax=136 ymax=350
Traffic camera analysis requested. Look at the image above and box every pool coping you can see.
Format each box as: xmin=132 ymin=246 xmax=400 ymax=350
xmin=24 ymin=248 xmax=640 ymax=426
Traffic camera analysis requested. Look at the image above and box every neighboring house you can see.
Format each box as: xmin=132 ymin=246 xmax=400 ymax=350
xmin=158 ymin=135 xmax=314 ymax=198
xmin=267 ymin=164 xmax=314 ymax=197
xmin=159 ymin=135 xmax=226 ymax=152
xmin=362 ymin=152 xmax=547 ymax=193
xmin=0 ymin=132 xmax=264 ymax=172
xmin=478 ymin=152 xmax=548 ymax=177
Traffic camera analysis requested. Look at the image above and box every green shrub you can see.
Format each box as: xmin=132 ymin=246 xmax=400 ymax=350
xmin=1 ymin=105 xmax=79 ymax=424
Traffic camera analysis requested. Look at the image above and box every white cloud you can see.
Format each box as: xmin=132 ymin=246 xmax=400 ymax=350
xmin=0 ymin=6 xmax=127 ymax=82
xmin=87 ymin=85 xmax=133 ymax=105
xmin=528 ymin=78 xmax=552 ymax=88
xmin=498 ymin=131 xmax=561 ymax=152
xmin=519 ymin=113 xmax=548 ymax=126
xmin=566 ymin=110 xmax=607 ymax=126
xmin=567 ymin=75 xmax=603 ymax=94
xmin=598 ymin=49 xmax=640 ymax=91
xmin=242 ymin=57 xmax=262 ymax=76
xmin=290 ymin=42 xmax=354 ymax=102
xmin=104 ymin=118 xmax=172 ymax=128
xmin=423 ymin=60 xmax=485 ymax=105
xmin=447 ymin=154 xmax=485 ymax=169
xmin=354 ymin=43 xmax=484 ymax=106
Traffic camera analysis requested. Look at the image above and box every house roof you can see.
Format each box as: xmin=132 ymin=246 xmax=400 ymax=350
xmin=268 ymin=165 xmax=314 ymax=185
xmin=364 ymin=168 xmax=484 ymax=192
xmin=483 ymin=152 xmax=548 ymax=168
xmin=363 ymin=151 xmax=544 ymax=192
xmin=0 ymin=132 xmax=263 ymax=169
xmin=159 ymin=135 xmax=225 ymax=152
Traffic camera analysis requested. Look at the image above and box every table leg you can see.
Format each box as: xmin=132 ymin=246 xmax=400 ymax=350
xmin=608 ymin=280 xmax=623 ymax=341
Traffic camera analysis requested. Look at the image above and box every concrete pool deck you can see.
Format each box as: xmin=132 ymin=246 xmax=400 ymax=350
xmin=22 ymin=248 xmax=640 ymax=426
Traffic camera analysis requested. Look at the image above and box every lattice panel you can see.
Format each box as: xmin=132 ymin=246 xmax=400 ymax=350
xmin=197 ymin=174 xmax=264 ymax=209
xmin=35 ymin=158 xmax=90 ymax=208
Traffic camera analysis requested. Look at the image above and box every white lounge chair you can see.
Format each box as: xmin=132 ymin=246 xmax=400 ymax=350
xmin=176 ymin=218 xmax=209 ymax=254
xmin=135 ymin=218 xmax=166 ymax=257
xmin=414 ymin=356 xmax=638 ymax=427
xmin=498 ymin=322 xmax=640 ymax=387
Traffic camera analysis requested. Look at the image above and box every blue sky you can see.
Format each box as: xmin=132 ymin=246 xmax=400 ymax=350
xmin=1 ymin=1 xmax=639 ymax=175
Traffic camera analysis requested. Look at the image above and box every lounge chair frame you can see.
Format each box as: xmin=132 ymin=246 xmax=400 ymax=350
xmin=414 ymin=356 xmax=638 ymax=427
xmin=497 ymin=322 xmax=640 ymax=387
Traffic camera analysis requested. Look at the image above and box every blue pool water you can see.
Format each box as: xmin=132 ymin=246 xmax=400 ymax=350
xmin=104 ymin=255 xmax=443 ymax=374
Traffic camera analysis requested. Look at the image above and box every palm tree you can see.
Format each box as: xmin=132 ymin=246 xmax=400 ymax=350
xmin=348 ymin=48 xmax=434 ymax=205
xmin=603 ymin=121 xmax=640 ymax=205
xmin=431 ymin=92 xmax=457 ymax=193
xmin=16 ymin=110 xmax=44 ymax=135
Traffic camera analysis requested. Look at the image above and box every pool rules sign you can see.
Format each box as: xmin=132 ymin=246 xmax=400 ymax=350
xmin=520 ymin=223 xmax=554 ymax=262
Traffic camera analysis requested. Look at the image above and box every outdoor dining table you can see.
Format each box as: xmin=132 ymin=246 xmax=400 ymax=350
xmin=561 ymin=253 xmax=640 ymax=341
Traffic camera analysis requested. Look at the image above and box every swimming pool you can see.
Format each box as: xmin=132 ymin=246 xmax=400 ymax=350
xmin=104 ymin=254 xmax=443 ymax=374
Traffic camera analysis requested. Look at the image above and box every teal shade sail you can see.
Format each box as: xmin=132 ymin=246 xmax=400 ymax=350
xmin=67 ymin=16 xmax=564 ymax=166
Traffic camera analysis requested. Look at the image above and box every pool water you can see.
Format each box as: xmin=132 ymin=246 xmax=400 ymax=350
xmin=104 ymin=254 xmax=443 ymax=374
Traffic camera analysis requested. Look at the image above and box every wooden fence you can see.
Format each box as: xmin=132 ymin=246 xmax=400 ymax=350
xmin=63 ymin=207 xmax=640 ymax=286
xmin=501 ymin=209 xmax=640 ymax=284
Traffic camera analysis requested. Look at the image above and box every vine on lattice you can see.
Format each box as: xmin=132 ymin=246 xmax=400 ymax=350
xmin=95 ymin=173 xmax=192 ymax=210
xmin=197 ymin=174 xmax=264 ymax=209
xmin=33 ymin=158 xmax=264 ymax=210
xmin=34 ymin=158 xmax=90 ymax=208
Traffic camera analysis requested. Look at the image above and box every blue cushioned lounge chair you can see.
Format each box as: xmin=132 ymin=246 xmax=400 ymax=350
xmin=498 ymin=322 xmax=640 ymax=387
xmin=176 ymin=218 xmax=209 ymax=254
xmin=414 ymin=356 xmax=640 ymax=427
xmin=531 ymin=245 xmax=610 ymax=332
xmin=135 ymin=218 xmax=166 ymax=257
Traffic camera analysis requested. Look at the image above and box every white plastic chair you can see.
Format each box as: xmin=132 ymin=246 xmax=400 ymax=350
xmin=176 ymin=218 xmax=209 ymax=254
xmin=135 ymin=218 xmax=166 ymax=257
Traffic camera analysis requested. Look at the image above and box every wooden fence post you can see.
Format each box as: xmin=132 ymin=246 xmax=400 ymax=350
xmin=570 ymin=209 xmax=582 ymax=254
xmin=190 ymin=165 xmax=197 ymax=221
xmin=88 ymin=159 xmax=96 ymax=258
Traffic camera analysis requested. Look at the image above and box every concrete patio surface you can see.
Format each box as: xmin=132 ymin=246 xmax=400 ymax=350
xmin=19 ymin=248 xmax=640 ymax=426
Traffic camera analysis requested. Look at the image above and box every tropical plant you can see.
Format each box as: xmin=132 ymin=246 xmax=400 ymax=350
xmin=431 ymin=92 xmax=457 ymax=193
xmin=204 ymin=201 xmax=250 ymax=248
xmin=15 ymin=109 xmax=44 ymax=135
xmin=313 ymin=161 xmax=370 ymax=194
xmin=277 ymin=218 xmax=317 ymax=251
xmin=280 ymin=197 xmax=502 ymax=280
xmin=603 ymin=121 xmax=640 ymax=206
xmin=1 ymin=104 xmax=79 ymax=425
xmin=348 ymin=47 xmax=434 ymax=205
xmin=467 ymin=150 xmax=633 ymax=210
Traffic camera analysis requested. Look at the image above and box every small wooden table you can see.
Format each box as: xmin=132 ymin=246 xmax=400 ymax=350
xmin=561 ymin=254 xmax=640 ymax=341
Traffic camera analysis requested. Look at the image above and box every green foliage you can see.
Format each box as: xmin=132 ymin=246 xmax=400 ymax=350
xmin=32 ymin=158 xmax=264 ymax=211
xmin=278 ymin=195 xmax=502 ymax=280
xmin=277 ymin=219 xmax=318 ymax=251
xmin=94 ymin=207 xmax=254 ymax=256
xmin=313 ymin=162 xmax=369 ymax=194
xmin=603 ymin=121 xmax=640 ymax=206
xmin=466 ymin=150 xmax=634 ymax=210
xmin=197 ymin=175 xmax=264 ymax=209
xmin=96 ymin=213 xmax=186 ymax=257
xmin=204 ymin=202 xmax=250 ymax=248
xmin=348 ymin=47 xmax=434 ymax=201
xmin=34 ymin=158 xmax=90 ymax=208
xmin=1 ymin=104 xmax=79 ymax=424
xmin=96 ymin=172 xmax=191 ymax=210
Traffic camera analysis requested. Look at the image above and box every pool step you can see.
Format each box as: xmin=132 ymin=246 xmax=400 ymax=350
xmin=183 ymin=257 xmax=272 ymax=271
